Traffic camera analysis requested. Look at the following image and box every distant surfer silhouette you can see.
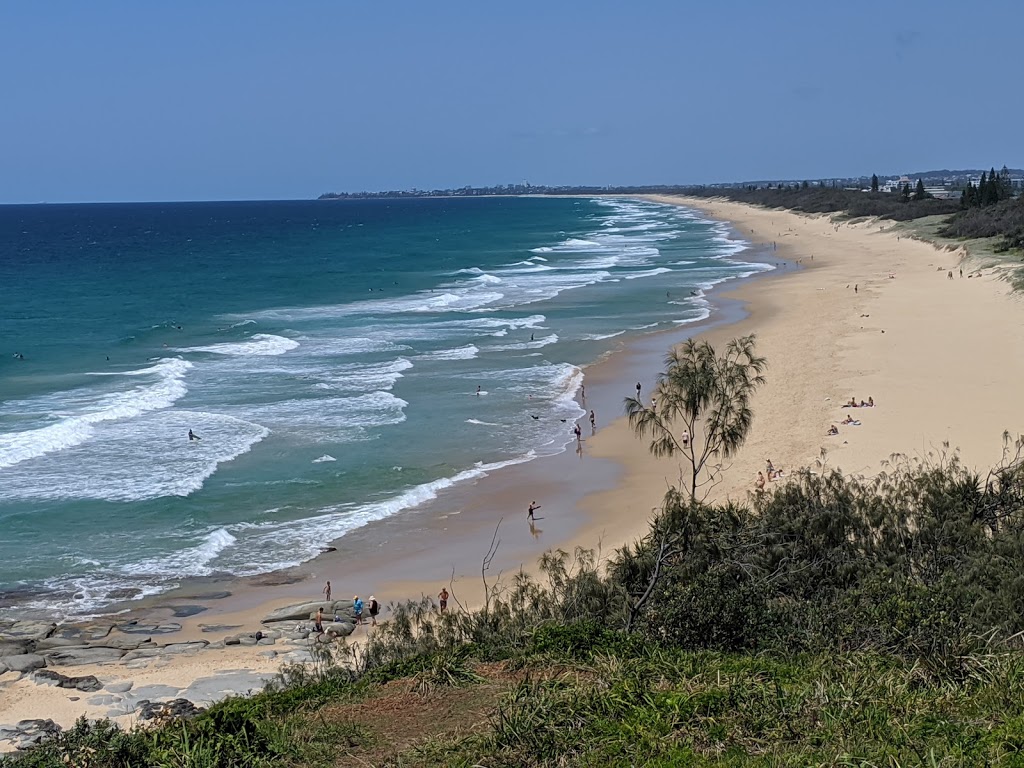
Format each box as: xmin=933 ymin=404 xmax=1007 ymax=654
xmin=188 ymin=429 xmax=201 ymax=442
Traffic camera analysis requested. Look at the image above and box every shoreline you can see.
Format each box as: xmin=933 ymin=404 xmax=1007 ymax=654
xmin=8 ymin=194 xmax=1024 ymax=743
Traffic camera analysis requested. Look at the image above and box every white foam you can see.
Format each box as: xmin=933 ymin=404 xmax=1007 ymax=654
xmin=466 ymin=418 xmax=499 ymax=426
xmin=624 ymin=267 xmax=672 ymax=280
xmin=2 ymin=410 xmax=270 ymax=502
xmin=313 ymin=454 xmax=337 ymax=463
xmin=580 ymin=330 xmax=626 ymax=341
xmin=415 ymin=345 xmax=480 ymax=361
xmin=182 ymin=333 xmax=299 ymax=357
xmin=0 ymin=358 xmax=192 ymax=470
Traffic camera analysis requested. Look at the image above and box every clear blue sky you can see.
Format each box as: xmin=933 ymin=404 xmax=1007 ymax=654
xmin=1 ymin=1 xmax=1020 ymax=203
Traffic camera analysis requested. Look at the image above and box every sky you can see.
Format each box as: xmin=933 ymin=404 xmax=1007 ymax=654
xmin=0 ymin=1 xmax=1021 ymax=203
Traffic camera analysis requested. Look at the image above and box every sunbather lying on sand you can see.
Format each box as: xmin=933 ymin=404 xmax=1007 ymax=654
xmin=841 ymin=415 xmax=861 ymax=426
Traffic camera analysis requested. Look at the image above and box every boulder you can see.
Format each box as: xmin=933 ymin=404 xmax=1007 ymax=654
xmin=105 ymin=681 xmax=133 ymax=694
xmin=116 ymin=621 xmax=181 ymax=635
xmin=44 ymin=647 xmax=126 ymax=666
xmin=5 ymin=654 xmax=46 ymax=673
xmin=324 ymin=623 xmax=355 ymax=639
xmin=120 ymin=641 xmax=207 ymax=663
xmin=137 ymin=698 xmax=203 ymax=721
xmin=5 ymin=718 xmax=61 ymax=750
xmin=33 ymin=670 xmax=103 ymax=692
xmin=0 ymin=621 xmax=57 ymax=642
xmin=0 ymin=659 xmax=7 ymax=675
xmin=99 ymin=634 xmax=154 ymax=651
xmin=260 ymin=601 xmax=335 ymax=624
xmin=36 ymin=636 xmax=90 ymax=651
xmin=0 ymin=640 xmax=32 ymax=656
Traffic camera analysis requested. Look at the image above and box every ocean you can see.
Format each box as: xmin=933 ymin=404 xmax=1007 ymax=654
xmin=0 ymin=196 xmax=769 ymax=617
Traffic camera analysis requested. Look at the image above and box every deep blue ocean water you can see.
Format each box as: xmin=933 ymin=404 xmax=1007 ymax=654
xmin=0 ymin=196 xmax=768 ymax=616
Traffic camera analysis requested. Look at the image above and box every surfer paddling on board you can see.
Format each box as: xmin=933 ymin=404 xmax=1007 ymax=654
xmin=188 ymin=429 xmax=201 ymax=442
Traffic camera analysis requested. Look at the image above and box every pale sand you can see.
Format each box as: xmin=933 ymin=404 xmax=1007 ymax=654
xmin=6 ymin=196 xmax=1024 ymax=743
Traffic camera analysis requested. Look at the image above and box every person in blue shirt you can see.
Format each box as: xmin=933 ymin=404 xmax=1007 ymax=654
xmin=353 ymin=595 xmax=364 ymax=625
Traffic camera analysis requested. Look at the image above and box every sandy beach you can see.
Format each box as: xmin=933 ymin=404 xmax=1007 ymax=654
xmin=6 ymin=195 xmax=1024 ymax=745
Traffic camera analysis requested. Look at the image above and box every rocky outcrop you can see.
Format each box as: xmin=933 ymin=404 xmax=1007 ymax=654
xmin=137 ymin=698 xmax=203 ymax=721
xmin=32 ymin=669 xmax=102 ymax=692
xmin=0 ymin=718 xmax=62 ymax=750
xmin=43 ymin=646 xmax=127 ymax=666
xmin=4 ymin=654 xmax=46 ymax=673
xmin=0 ymin=620 xmax=57 ymax=642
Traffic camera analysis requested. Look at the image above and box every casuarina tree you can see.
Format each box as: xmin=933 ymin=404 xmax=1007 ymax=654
xmin=624 ymin=334 xmax=767 ymax=502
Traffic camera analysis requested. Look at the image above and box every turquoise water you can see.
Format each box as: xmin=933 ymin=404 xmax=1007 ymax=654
xmin=0 ymin=197 xmax=768 ymax=616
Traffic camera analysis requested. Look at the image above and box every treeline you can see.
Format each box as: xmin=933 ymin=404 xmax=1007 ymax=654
xmin=684 ymin=184 xmax=961 ymax=221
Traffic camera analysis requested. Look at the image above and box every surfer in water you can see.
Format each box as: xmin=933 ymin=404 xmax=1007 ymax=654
xmin=188 ymin=429 xmax=201 ymax=442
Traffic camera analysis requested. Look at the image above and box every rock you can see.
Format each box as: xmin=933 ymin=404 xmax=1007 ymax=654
xmin=0 ymin=659 xmax=7 ymax=675
xmin=238 ymin=636 xmax=258 ymax=647
xmin=325 ymin=622 xmax=355 ymax=638
xmin=44 ymin=646 xmax=126 ymax=666
xmin=260 ymin=601 xmax=336 ymax=624
xmin=120 ymin=641 xmax=207 ymax=663
xmin=115 ymin=621 xmax=182 ymax=636
xmin=5 ymin=654 xmax=46 ymax=673
xmin=256 ymin=637 xmax=276 ymax=646
xmin=31 ymin=669 xmax=102 ymax=692
xmin=132 ymin=684 xmax=183 ymax=700
xmin=125 ymin=660 xmax=151 ymax=670
xmin=0 ymin=640 xmax=32 ymax=656
xmin=87 ymin=694 xmax=122 ymax=707
xmin=170 ymin=605 xmax=207 ymax=618
xmin=137 ymin=698 xmax=202 ymax=721
xmin=5 ymin=718 xmax=61 ymax=750
xmin=96 ymin=635 xmax=154 ymax=651
xmin=36 ymin=635 xmax=90 ymax=651
xmin=205 ymin=640 xmax=225 ymax=650
xmin=224 ymin=636 xmax=241 ymax=646
xmin=105 ymin=681 xmax=133 ymax=694
xmin=0 ymin=620 xmax=57 ymax=642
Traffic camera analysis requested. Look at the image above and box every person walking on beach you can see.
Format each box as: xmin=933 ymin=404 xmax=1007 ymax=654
xmin=438 ymin=587 xmax=449 ymax=614
xmin=636 ymin=381 xmax=642 ymax=399
xmin=574 ymin=423 xmax=582 ymax=442
xmin=580 ymin=384 xmax=585 ymax=401
xmin=314 ymin=607 xmax=324 ymax=635
xmin=368 ymin=595 xmax=380 ymax=626
xmin=527 ymin=500 xmax=541 ymax=521
xmin=681 ymin=429 xmax=690 ymax=449
xmin=353 ymin=595 xmax=364 ymax=625
xmin=323 ymin=580 xmax=332 ymax=602
xmin=589 ymin=410 xmax=596 ymax=431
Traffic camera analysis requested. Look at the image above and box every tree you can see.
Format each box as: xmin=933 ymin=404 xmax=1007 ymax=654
xmin=871 ymin=174 xmax=879 ymax=193
xmin=900 ymin=182 xmax=911 ymax=201
xmin=625 ymin=334 xmax=767 ymax=502
xmin=979 ymin=172 xmax=990 ymax=206
xmin=914 ymin=178 xmax=928 ymax=201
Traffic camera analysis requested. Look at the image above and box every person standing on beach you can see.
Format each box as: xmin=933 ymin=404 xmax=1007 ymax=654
xmin=323 ymin=580 xmax=332 ymax=602
xmin=528 ymin=500 xmax=541 ymax=521
xmin=438 ymin=587 xmax=449 ymax=614
xmin=589 ymin=410 xmax=596 ymax=431
xmin=353 ymin=595 xmax=364 ymax=625
xmin=574 ymin=423 xmax=581 ymax=442
xmin=368 ymin=595 xmax=380 ymax=626
xmin=314 ymin=607 xmax=324 ymax=635
xmin=580 ymin=384 xmax=585 ymax=401
xmin=636 ymin=381 xmax=642 ymax=399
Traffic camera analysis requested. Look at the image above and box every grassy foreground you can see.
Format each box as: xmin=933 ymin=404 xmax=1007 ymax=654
xmin=7 ymin=432 xmax=1024 ymax=766
xmin=5 ymin=629 xmax=1024 ymax=767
